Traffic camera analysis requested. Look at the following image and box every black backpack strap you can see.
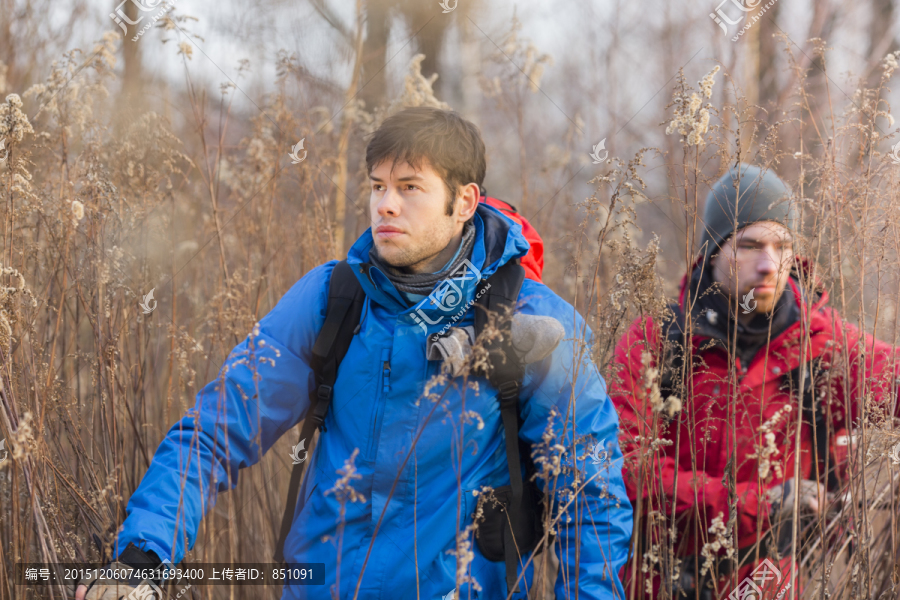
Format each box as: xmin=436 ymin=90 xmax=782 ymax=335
xmin=786 ymin=357 xmax=833 ymax=489
xmin=274 ymin=260 xmax=365 ymax=563
xmin=475 ymin=259 xmax=527 ymax=594
xmin=658 ymin=301 xmax=686 ymax=399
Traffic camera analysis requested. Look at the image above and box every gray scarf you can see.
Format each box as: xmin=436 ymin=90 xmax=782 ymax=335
xmin=369 ymin=220 xmax=477 ymax=296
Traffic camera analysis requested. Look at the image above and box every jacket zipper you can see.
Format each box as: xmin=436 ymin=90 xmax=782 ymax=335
xmin=366 ymin=348 xmax=391 ymax=458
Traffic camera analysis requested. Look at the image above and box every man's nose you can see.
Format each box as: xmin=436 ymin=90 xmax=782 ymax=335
xmin=376 ymin=187 xmax=401 ymax=217
xmin=757 ymin=248 xmax=779 ymax=273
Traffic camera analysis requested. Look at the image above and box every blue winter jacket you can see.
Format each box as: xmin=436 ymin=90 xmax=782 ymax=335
xmin=116 ymin=203 xmax=633 ymax=599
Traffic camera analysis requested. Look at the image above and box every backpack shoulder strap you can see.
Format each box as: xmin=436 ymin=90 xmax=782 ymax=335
xmin=474 ymin=259 xmax=528 ymax=594
xmin=659 ymin=301 xmax=686 ymax=399
xmin=308 ymin=260 xmax=367 ymax=424
xmin=475 ymin=259 xmax=527 ymax=403
xmin=274 ymin=260 xmax=365 ymax=562
xmin=785 ymin=357 xmax=834 ymax=489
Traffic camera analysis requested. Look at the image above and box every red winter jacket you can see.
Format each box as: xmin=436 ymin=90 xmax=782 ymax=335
xmin=610 ymin=256 xmax=900 ymax=596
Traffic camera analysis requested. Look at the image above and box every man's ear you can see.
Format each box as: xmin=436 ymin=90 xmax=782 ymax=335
xmin=456 ymin=182 xmax=480 ymax=222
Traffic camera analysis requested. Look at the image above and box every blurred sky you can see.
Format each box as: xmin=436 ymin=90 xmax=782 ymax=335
xmin=62 ymin=0 xmax=895 ymax=220
xmin=73 ymin=1 xmax=855 ymax=108
xmin=68 ymin=0 xmax=888 ymax=150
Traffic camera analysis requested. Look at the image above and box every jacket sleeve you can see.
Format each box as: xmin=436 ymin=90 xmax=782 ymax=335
xmin=517 ymin=295 xmax=634 ymax=600
xmin=113 ymin=262 xmax=335 ymax=564
xmin=608 ymin=315 xmax=761 ymax=541
xmin=823 ymin=307 xmax=900 ymax=424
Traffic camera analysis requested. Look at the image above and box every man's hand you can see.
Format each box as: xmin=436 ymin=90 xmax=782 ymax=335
xmin=76 ymin=543 xmax=163 ymax=600
xmin=767 ymin=478 xmax=832 ymax=520
xmin=74 ymin=564 xmax=154 ymax=600
xmin=75 ymin=579 xmax=144 ymax=600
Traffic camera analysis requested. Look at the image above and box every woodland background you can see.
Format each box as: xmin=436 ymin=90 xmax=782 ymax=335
xmin=1 ymin=0 xmax=900 ymax=598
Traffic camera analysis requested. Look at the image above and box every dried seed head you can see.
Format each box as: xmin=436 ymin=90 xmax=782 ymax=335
xmin=71 ymin=200 xmax=85 ymax=222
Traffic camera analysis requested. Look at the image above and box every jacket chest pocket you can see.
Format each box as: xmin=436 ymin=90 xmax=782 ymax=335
xmin=365 ymin=347 xmax=391 ymax=460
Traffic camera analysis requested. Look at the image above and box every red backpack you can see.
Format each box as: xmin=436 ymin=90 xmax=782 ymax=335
xmin=479 ymin=195 xmax=544 ymax=282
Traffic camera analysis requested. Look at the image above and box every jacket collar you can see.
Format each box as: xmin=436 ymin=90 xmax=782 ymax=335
xmin=346 ymin=203 xmax=531 ymax=322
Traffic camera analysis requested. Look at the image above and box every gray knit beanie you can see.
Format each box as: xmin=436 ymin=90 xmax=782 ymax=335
xmin=700 ymin=164 xmax=798 ymax=262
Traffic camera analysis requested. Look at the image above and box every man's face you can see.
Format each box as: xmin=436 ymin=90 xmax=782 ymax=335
xmin=711 ymin=221 xmax=794 ymax=315
xmin=369 ymin=158 xmax=477 ymax=273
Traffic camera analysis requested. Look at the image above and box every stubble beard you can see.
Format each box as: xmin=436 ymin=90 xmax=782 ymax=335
xmin=373 ymin=219 xmax=456 ymax=270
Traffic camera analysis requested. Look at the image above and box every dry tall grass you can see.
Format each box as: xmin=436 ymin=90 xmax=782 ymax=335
xmin=0 ymin=17 xmax=898 ymax=600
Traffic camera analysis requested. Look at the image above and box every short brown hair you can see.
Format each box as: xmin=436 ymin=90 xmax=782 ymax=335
xmin=365 ymin=107 xmax=486 ymax=216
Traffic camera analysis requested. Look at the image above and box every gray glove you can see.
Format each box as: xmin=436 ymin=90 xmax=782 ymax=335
xmin=78 ymin=543 xmax=166 ymax=599
xmin=80 ymin=571 xmax=160 ymax=599
xmin=426 ymin=314 xmax=566 ymax=377
xmin=510 ymin=313 xmax=566 ymax=363
xmin=426 ymin=326 xmax=476 ymax=372
xmin=766 ymin=478 xmax=834 ymax=557
xmin=767 ymin=478 xmax=830 ymax=520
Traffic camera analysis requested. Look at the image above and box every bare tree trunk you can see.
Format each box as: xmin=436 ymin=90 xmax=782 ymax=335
xmin=360 ymin=0 xmax=390 ymax=111
xmin=758 ymin=0 xmax=782 ymax=115
xmin=399 ymin=0 xmax=450 ymax=99
xmin=865 ymin=0 xmax=897 ymax=84
xmin=416 ymin=26 xmax=448 ymax=99
xmin=458 ymin=18 xmax=482 ymax=118
xmin=0 ymin=0 xmax=11 ymax=93
xmin=333 ymin=0 xmax=366 ymax=258
xmin=869 ymin=0 xmax=896 ymax=58
xmin=741 ymin=13 xmax=760 ymax=152
xmin=120 ymin=0 xmax=144 ymax=99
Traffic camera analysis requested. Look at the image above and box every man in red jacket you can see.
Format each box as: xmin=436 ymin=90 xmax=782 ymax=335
xmin=610 ymin=164 xmax=899 ymax=599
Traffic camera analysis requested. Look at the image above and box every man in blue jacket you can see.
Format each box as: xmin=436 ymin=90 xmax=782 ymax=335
xmin=77 ymin=106 xmax=632 ymax=599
